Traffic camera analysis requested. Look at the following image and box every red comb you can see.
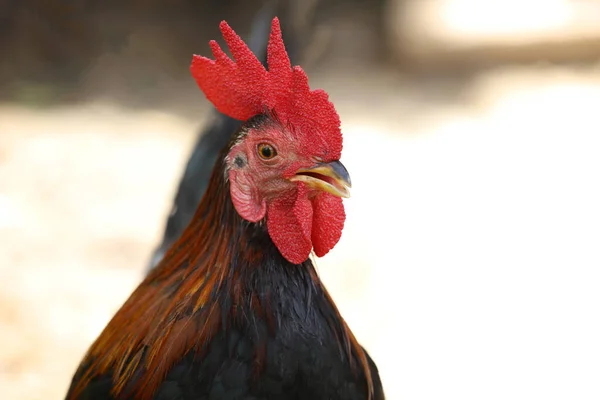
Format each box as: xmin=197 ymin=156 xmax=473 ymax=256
xmin=190 ymin=17 xmax=342 ymax=159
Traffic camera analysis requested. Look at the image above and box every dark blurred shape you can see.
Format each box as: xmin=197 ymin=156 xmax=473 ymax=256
xmin=0 ymin=0 xmax=387 ymax=105
xmin=146 ymin=0 xmax=320 ymax=272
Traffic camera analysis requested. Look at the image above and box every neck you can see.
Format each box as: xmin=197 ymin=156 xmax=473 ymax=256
xmin=148 ymin=143 xmax=311 ymax=296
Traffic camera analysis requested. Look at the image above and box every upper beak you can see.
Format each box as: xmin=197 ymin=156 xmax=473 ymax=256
xmin=289 ymin=160 xmax=352 ymax=198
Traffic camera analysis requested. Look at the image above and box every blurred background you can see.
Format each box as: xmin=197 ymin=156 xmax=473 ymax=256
xmin=1 ymin=0 xmax=600 ymax=398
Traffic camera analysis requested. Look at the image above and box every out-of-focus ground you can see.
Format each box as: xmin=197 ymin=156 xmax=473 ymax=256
xmin=2 ymin=1 xmax=600 ymax=399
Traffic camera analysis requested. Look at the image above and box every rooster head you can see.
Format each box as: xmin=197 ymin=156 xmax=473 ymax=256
xmin=190 ymin=17 xmax=350 ymax=265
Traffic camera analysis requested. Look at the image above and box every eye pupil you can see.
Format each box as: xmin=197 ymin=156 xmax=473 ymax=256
xmin=258 ymin=144 xmax=276 ymax=159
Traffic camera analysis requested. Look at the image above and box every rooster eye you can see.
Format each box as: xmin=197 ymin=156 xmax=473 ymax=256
xmin=257 ymin=143 xmax=277 ymax=160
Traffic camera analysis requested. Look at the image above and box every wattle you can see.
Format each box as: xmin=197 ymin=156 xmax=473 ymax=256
xmin=267 ymin=183 xmax=345 ymax=264
xmin=310 ymin=192 xmax=345 ymax=257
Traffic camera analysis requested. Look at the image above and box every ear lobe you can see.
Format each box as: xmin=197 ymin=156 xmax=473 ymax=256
xmin=229 ymin=169 xmax=266 ymax=222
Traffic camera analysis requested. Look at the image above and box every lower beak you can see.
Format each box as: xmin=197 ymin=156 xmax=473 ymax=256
xmin=290 ymin=160 xmax=352 ymax=198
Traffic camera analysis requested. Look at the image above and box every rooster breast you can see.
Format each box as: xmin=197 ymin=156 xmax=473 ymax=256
xmin=151 ymin=258 xmax=381 ymax=400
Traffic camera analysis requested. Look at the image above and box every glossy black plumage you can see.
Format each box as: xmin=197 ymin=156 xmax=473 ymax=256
xmin=74 ymin=249 xmax=384 ymax=399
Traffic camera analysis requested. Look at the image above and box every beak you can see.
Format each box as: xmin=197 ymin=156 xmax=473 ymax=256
xmin=290 ymin=160 xmax=352 ymax=198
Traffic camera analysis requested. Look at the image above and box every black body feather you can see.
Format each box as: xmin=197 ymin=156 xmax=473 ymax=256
xmin=74 ymin=250 xmax=384 ymax=399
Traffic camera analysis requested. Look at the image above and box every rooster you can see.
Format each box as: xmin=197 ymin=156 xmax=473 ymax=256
xmin=66 ymin=17 xmax=384 ymax=400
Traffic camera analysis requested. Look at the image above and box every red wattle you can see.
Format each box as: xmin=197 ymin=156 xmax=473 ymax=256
xmin=266 ymin=184 xmax=313 ymax=264
xmin=311 ymin=193 xmax=345 ymax=257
